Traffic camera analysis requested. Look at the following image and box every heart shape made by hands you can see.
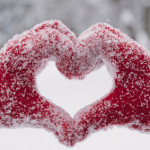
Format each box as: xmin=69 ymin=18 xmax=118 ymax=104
xmin=0 ymin=20 xmax=150 ymax=147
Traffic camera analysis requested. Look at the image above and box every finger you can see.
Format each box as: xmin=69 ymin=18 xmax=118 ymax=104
xmin=75 ymin=23 xmax=150 ymax=80
xmin=73 ymin=89 xmax=123 ymax=141
xmin=32 ymin=20 xmax=76 ymax=44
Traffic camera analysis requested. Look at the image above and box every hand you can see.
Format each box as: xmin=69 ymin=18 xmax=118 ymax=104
xmin=73 ymin=23 xmax=150 ymax=142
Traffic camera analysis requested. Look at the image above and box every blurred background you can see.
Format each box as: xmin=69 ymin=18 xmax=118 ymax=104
xmin=0 ymin=1 xmax=150 ymax=150
xmin=0 ymin=0 xmax=150 ymax=49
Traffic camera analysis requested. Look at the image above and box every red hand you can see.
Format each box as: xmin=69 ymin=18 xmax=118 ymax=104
xmin=0 ymin=20 xmax=76 ymax=146
xmin=73 ymin=23 xmax=150 ymax=142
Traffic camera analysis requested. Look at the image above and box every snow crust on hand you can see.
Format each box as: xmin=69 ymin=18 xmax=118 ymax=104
xmin=73 ymin=23 xmax=150 ymax=141
xmin=0 ymin=20 xmax=150 ymax=146
xmin=0 ymin=20 xmax=76 ymax=146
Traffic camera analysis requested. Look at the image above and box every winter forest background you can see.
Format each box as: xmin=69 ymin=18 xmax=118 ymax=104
xmin=0 ymin=0 xmax=150 ymax=49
